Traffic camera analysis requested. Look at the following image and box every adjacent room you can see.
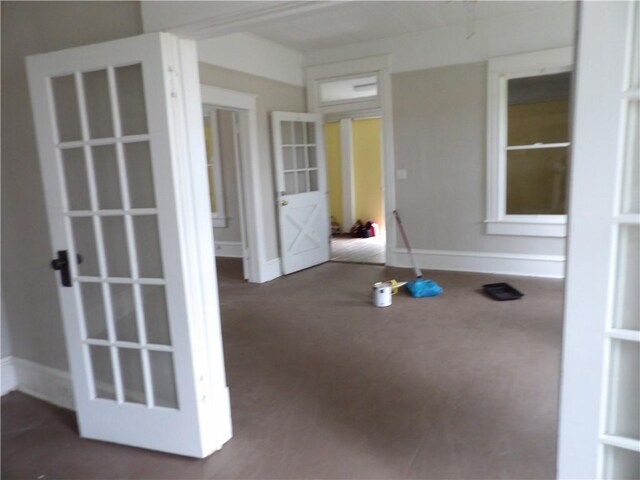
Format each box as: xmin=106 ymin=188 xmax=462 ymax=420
xmin=2 ymin=1 xmax=638 ymax=479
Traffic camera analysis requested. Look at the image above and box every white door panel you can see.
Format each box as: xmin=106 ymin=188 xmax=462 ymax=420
xmin=27 ymin=33 xmax=231 ymax=457
xmin=272 ymin=112 xmax=330 ymax=274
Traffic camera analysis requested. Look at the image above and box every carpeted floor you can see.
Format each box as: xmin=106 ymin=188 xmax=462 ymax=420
xmin=2 ymin=259 xmax=564 ymax=479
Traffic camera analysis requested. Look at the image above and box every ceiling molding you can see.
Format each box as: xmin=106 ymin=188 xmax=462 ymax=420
xmin=166 ymin=1 xmax=339 ymax=40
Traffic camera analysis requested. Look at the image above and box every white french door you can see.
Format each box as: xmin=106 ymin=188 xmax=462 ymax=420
xmin=272 ymin=112 xmax=330 ymax=274
xmin=27 ymin=33 xmax=232 ymax=457
xmin=557 ymin=1 xmax=639 ymax=478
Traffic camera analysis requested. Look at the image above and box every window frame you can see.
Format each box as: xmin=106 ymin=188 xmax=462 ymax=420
xmin=486 ymin=47 xmax=574 ymax=237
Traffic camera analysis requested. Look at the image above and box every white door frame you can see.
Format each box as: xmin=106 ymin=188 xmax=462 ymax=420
xmin=200 ymin=84 xmax=268 ymax=283
xmin=306 ymin=55 xmax=395 ymax=264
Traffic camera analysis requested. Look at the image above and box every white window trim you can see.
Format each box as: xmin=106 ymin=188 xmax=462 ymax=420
xmin=486 ymin=47 xmax=574 ymax=238
xmin=203 ymin=106 xmax=228 ymax=228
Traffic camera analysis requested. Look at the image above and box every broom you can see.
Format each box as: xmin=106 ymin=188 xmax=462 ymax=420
xmin=393 ymin=210 xmax=443 ymax=298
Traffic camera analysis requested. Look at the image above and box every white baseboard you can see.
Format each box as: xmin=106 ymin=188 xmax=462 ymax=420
xmin=8 ymin=357 xmax=74 ymax=410
xmin=260 ymin=258 xmax=282 ymax=283
xmin=1 ymin=356 xmax=17 ymax=395
xmin=214 ymin=241 xmax=244 ymax=258
xmin=390 ymin=248 xmax=566 ymax=278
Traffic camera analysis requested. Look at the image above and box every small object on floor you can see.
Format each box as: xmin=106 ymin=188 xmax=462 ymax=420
xmin=483 ymin=282 xmax=524 ymax=301
xmin=330 ymin=216 xmax=341 ymax=235
xmin=406 ymin=279 xmax=443 ymax=298
xmin=372 ymin=281 xmax=392 ymax=307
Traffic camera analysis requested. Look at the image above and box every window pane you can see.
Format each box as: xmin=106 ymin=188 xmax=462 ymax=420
xmin=605 ymin=339 xmax=639 ymax=439
xmin=124 ymin=142 xmax=155 ymax=209
xmin=80 ymin=283 xmax=108 ymax=340
xmin=62 ymin=148 xmax=90 ymax=211
xmin=115 ymin=64 xmax=148 ymax=136
xmin=89 ymin=346 xmax=116 ymax=400
xmin=93 ymin=145 xmax=122 ymax=210
xmin=149 ymin=351 xmax=178 ymax=409
xmin=51 ymin=75 xmax=82 ymax=143
xmin=71 ymin=217 xmax=99 ymax=276
xmin=319 ymin=75 xmax=378 ymax=103
xmin=83 ymin=69 xmax=114 ymax=139
xmin=293 ymin=121 xmax=304 ymax=144
xmin=281 ymin=121 xmax=293 ymax=145
xmin=295 ymin=146 xmax=306 ymax=169
xmin=603 ymin=446 xmax=640 ymax=480
xmin=110 ymin=284 xmax=138 ymax=343
xmin=284 ymin=172 xmax=296 ymax=195
xmin=508 ymin=72 xmax=571 ymax=146
xmin=506 ymin=147 xmax=568 ymax=215
xmin=613 ymin=226 xmax=640 ymax=330
xmin=142 ymin=285 xmax=171 ymax=345
xmin=283 ymin=147 xmax=295 ymax=170
xmin=101 ymin=216 xmax=130 ymax=277
xmin=118 ymin=348 xmax=146 ymax=405
xmin=133 ymin=215 xmax=163 ymax=279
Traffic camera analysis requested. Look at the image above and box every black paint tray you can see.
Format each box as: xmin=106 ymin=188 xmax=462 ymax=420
xmin=482 ymin=282 xmax=524 ymax=301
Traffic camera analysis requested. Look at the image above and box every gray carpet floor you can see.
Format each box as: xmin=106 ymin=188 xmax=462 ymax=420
xmin=2 ymin=259 xmax=564 ymax=479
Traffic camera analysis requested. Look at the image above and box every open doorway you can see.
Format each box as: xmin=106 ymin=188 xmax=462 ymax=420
xmin=202 ymin=105 xmax=250 ymax=280
xmin=325 ymin=115 xmax=386 ymax=265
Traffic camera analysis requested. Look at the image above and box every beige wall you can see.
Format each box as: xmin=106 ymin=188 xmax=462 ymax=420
xmin=1 ymin=2 xmax=143 ymax=369
xmin=198 ymin=63 xmax=307 ymax=261
xmin=391 ymin=63 xmax=566 ymax=256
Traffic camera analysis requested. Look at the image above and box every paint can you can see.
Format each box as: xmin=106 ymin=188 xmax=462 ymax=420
xmin=373 ymin=282 xmax=392 ymax=307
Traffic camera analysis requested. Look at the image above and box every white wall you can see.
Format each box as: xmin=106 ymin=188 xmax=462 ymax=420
xmin=198 ymin=33 xmax=304 ymax=86
xmin=304 ymin=2 xmax=575 ymax=73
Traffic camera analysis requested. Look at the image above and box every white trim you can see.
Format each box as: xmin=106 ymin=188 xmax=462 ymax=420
xmin=214 ymin=241 xmax=244 ymax=258
xmin=486 ymin=221 xmax=567 ymax=237
xmin=262 ymin=258 xmax=283 ymax=283
xmin=486 ymin=47 xmax=573 ymax=238
xmin=11 ymin=357 xmax=74 ymax=410
xmin=339 ymin=118 xmax=355 ymax=231
xmin=200 ymin=84 xmax=269 ymax=283
xmin=1 ymin=356 xmax=17 ymax=396
xmin=391 ymin=248 xmax=566 ymax=278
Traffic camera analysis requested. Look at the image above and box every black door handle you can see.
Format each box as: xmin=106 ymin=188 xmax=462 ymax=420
xmin=51 ymin=250 xmax=73 ymax=287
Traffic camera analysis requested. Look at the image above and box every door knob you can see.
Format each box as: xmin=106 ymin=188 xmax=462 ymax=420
xmin=51 ymin=250 xmax=71 ymax=287
xmin=50 ymin=251 xmax=82 ymax=287
xmin=280 ymin=200 xmax=289 ymax=206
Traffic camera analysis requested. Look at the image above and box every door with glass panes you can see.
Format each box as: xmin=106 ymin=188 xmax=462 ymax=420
xmin=272 ymin=112 xmax=329 ymax=274
xmin=26 ymin=33 xmax=231 ymax=457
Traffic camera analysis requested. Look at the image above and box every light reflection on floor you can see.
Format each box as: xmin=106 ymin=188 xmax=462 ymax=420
xmin=330 ymin=234 xmax=386 ymax=264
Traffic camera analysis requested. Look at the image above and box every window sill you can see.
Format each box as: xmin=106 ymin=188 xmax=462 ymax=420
xmin=212 ymin=216 xmax=228 ymax=228
xmin=486 ymin=220 xmax=567 ymax=238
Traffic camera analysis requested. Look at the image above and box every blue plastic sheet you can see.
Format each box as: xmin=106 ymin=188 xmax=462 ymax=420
xmin=405 ymin=279 xmax=443 ymax=298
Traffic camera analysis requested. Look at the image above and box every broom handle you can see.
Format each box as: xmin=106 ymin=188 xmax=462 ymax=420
xmin=393 ymin=210 xmax=423 ymax=279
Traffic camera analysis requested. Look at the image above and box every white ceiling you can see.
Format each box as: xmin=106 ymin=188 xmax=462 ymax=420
xmin=245 ymin=1 xmax=566 ymax=52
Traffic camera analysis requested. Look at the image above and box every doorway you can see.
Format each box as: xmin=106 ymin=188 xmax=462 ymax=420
xmin=325 ymin=115 xmax=385 ymax=265
xmin=202 ymin=105 xmax=249 ymax=280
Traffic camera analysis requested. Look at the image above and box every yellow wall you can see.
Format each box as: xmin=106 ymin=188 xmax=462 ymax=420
xmin=353 ymin=118 xmax=384 ymax=232
xmin=507 ymin=100 xmax=569 ymax=214
xmin=324 ymin=121 xmax=344 ymax=229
